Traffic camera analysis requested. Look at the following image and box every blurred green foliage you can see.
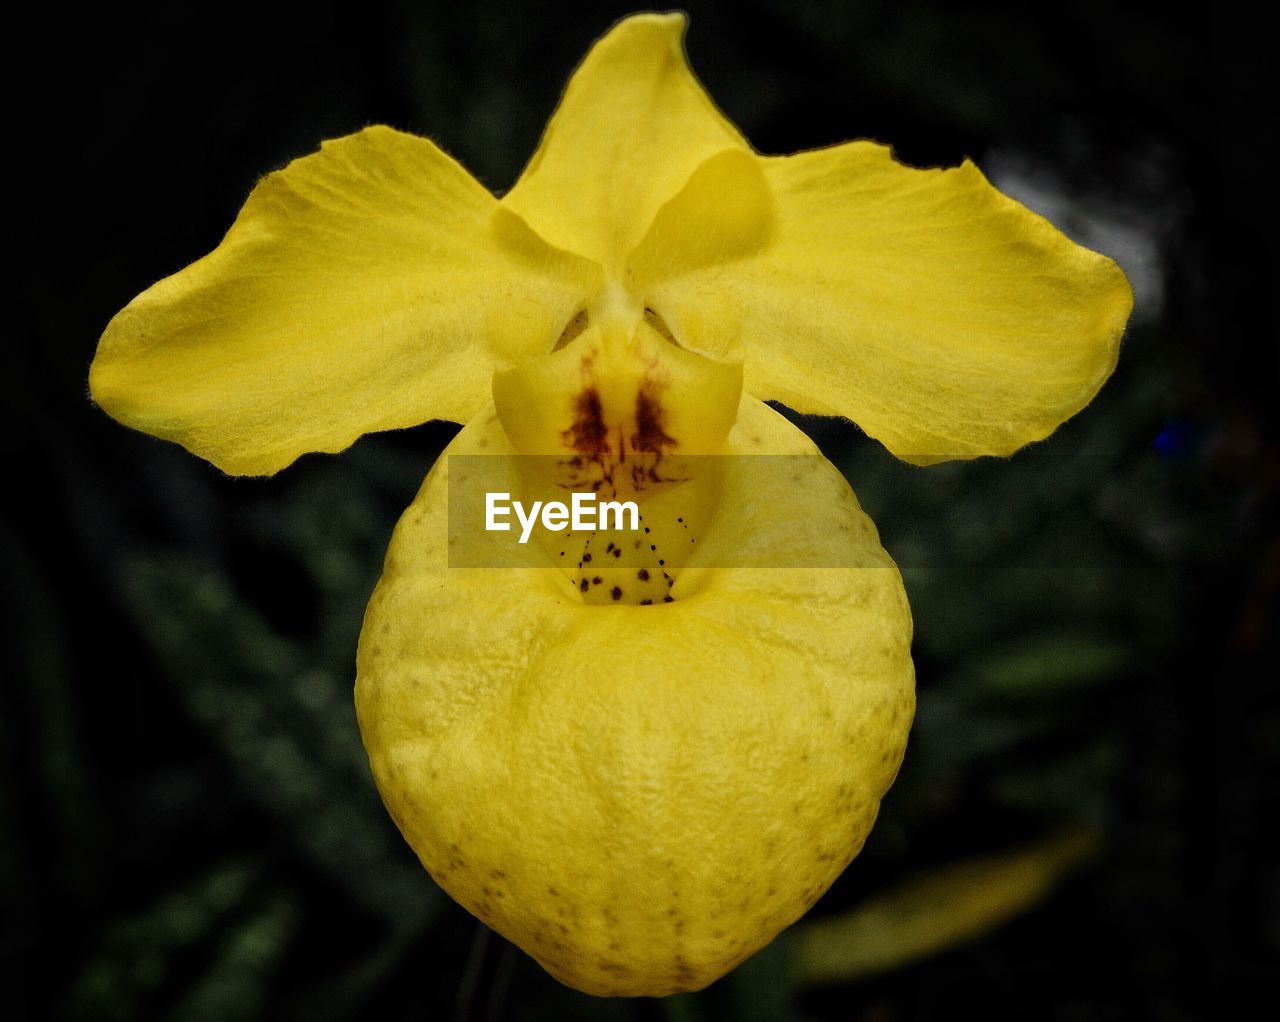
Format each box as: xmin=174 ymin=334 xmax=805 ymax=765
xmin=7 ymin=0 xmax=1275 ymax=1019
xmin=795 ymin=830 xmax=1097 ymax=985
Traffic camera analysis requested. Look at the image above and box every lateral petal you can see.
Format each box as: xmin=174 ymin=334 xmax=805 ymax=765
xmin=648 ymin=142 xmax=1133 ymax=463
xmin=91 ymin=125 xmax=596 ymax=476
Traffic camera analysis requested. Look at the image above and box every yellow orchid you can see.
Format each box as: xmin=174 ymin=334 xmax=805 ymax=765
xmin=88 ymin=11 xmax=1132 ymax=999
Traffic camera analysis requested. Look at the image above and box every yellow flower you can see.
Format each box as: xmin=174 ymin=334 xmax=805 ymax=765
xmin=88 ymin=11 xmax=1132 ymax=998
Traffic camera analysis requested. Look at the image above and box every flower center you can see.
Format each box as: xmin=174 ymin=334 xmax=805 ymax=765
xmin=492 ymin=299 xmax=742 ymax=605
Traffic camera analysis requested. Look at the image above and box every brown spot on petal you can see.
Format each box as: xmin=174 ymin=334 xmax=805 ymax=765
xmin=633 ymin=387 xmax=676 ymax=455
xmin=563 ymin=388 xmax=609 ymax=455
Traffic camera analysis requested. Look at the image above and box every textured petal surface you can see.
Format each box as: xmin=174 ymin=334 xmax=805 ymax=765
xmin=91 ymin=125 xmax=595 ymax=476
xmin=355 ymin=396 xmax=914 ymax=996
xmin=501 ymin=12 xmax=747 ymax=271
xmin=647 ymin=143 xmax=1133 ymax=463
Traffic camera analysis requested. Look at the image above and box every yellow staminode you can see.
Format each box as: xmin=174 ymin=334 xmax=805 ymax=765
xmin=88 ymin=11 xmax=1132 ymax=997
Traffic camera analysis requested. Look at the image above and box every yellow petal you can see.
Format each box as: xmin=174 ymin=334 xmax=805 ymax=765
xmin=501 ymin=12 xmax=747 ymax=272
xmin=647 ymin=143 xmax=1134 ymax=463
xmin=627 ymin=148 xmax=774 ymax=284
xmin=355 ymin=395 xmax=914 ymax=996
xmin=90 ymin=125 xmax=596 ymax=476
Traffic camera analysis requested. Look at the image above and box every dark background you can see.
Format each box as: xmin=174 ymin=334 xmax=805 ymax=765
xmin=6 ymin=1 xmax=1275 ymax=1019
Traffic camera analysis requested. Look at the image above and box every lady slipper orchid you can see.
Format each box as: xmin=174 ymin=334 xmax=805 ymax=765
xmin=89 ymin=12 xmax=1132 ymax=997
